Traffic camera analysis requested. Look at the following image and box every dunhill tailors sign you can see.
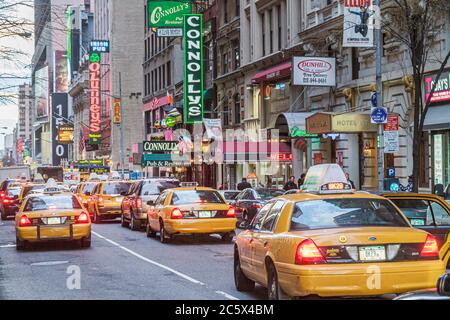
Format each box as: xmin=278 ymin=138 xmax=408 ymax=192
xmin=306 ymin=112 xmax=377 ymax=134
xmin=143 ymin=141 xmax=178 ymax=152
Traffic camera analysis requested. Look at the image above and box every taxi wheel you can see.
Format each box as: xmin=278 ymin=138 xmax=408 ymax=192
xmin=159 ymin=223 xmax=171 ymax=244
xmin=234 ymin=249 xmax=255 ymax=292
xmin=222 ymin=232 xmax=235 ymax=243
xmin=146 ymin=224 xmax=156 ymax=238
xmin=267 ymin=262 xmax=291 ymax=300
xmin=16 ymin=237 xmax=27 ymax=251
xmin=80 ymin=235 xmax=91 ymax=248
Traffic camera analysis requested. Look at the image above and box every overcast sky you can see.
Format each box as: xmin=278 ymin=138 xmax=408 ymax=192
xmin=0 ymin=3 xmax=34 ymax=148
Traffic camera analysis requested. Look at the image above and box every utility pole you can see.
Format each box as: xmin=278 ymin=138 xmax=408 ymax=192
xmin=119 ymin=72 xmax=125 ymax=179
xmin=375 ymin=0 xmax=384 ymax=193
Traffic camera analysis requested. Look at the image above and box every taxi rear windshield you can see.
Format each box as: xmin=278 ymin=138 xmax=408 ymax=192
xmin=171 ymin=190 xmax=225 ymax=205
xmin=24 ymin=196 xmax=83 ymax=212
xmin=291 ymin=198 xmax=409 ymax=230
xmin=7 ymin=188 xmax=20 ymax=197
xmin=102 ymin=183 xmax=131 ymax=195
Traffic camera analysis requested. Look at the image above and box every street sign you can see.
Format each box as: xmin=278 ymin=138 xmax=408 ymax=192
xmin=384 ymin=131 xmax=399 ymax=153
xmin=387 ymin=167 xmax=396 ymax=178
xmin=371 ymin=107 xmax=388 ymax=124
xmin=157 ymin=28 xmax=183 ymax=37
xmin=384 ymin=114 xmax=399 ymax=131
xmin=89 ymin=40 xmax=110 ymax=53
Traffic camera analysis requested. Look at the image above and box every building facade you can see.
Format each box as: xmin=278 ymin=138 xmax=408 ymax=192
xmin=18 ymin=83 xmax=33 ymax=161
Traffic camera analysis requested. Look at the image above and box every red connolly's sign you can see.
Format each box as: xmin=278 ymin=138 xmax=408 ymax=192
xmin=89 ymin=61 xmax=101 ymax=133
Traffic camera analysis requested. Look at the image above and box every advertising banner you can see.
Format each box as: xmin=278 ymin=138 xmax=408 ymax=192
xmin=183 ymin=14 xmax=204 ymax=124
xmin=424 ymin=71 xmax=450 ymax=104
xmin=34 ymin=65 xmax=49 ymax=121
xmin=54 ymin=50 xmax=69 ymax=93
xmin=292 ymin=57 xmax=336 ymax=87
xmin=52 ymin=93 xmax=69 ymax=166
xmin=89 ymin=53 xmax=102 ymax=144
xmin=148 ymin=1 xmax=192 ymax=28
xmin=89 ymin=40 xmax=110 ymax=53
xmin=343 ymin=0 xmax=375 ymax=47
xmin=58 ymin=124 xmax=74 ymax=144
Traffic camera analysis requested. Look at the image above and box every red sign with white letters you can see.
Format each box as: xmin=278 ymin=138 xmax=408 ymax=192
xmin=384 ymin=115 xmax=399 ymax=131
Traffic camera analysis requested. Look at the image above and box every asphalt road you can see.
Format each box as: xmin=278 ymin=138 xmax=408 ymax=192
xmin=0 ymin=219 xmax=267 ymax=300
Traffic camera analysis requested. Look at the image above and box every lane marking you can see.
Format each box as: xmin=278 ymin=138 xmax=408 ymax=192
xmin=0 ymin=244 xmax=16 ymax=248
xmin=92 ymin=231 xmax=240 ymax=300
xmin=31 ymin=261 xmax=69 ymax=266
xmin=215 ymin=290 xmax=240 ymax=300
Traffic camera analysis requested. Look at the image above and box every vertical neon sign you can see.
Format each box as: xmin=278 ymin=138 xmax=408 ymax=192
xmin=89 ymin=52 xmax=102 ymax=144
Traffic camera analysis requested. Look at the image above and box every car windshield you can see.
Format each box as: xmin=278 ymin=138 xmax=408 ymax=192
xmin=256 ymin=189 xmax=284 ymax=200
xmin=290 ymin=198 xmax=409 ymax=230
xmin=171 ymin=190 xmax=225 ymax=205
xmin=141 ymin=180 xmax=180 ymax=195
xmin=102 ymin=182 xmax=131 ymax=195
xmin=222 ymin=191 xmax=240 ymax=200
xmin=7 ymin=188 xmax=20 ymax=197
xmin=24 ymin=195 xmax=83 ymax=212
xmin=388 ymin=199 xmax=432 ymax=226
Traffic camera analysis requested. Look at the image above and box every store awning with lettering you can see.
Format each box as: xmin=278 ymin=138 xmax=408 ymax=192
xmin=275 ymin=112 xmax=317 ymax=138
xmin=251 ymin=62 xmax=292 ymax=84
xmin=306 ymin=112 xmax=378 ymax=134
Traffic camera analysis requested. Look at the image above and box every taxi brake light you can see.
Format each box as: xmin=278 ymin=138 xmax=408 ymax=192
xmin=3 ymin=199 xmax=11 ymax=204
xmin=75 ymin=212 xmax=89 ymax=224
xmin=19 ymin=215 xmax=32 ymax=227
xmin=136 ymin=197 xmax=142 ymax=209
xmin=420 ymin=235 xmax=439 ymax=257
xmin=226 ymin=207 xmax=236 ymax=218
xmin=171 ymin=208 xmax=183 ymax=219
xmin=295 ymin=239 xmax=325 ymax=265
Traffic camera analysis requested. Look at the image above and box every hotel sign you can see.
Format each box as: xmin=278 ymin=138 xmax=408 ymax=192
xmin=148 ymin=1 xmax=192 ymax=28
xmin=183 ymin=14 xmax=204 ymax=124
xmin=89 ymin=53 xmax=102 ymax=144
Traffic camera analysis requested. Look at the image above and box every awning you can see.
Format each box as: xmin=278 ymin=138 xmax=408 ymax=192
xmin=275 ymin=112 xmax=316 ymax=138
xmin=423 ymin=105 xmax=450 ymax=130
xmin=306 ymin=112 xmax=378 ymax=134
xmin=144 ymin=95 xmax=173 ymax=112
xmin=252 ymin=62 xmax=292 ymax=84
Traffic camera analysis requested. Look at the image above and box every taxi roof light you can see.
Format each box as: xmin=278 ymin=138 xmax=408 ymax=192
xmin=300 ymin=164 xmax=354 ymax=195
xmin=295 ymin=239 xmax=326 ymax=265
xmin=180 ymin=182 xmax=199 ymax=188
xmin=420 ymin=235 xmax=439 ymax=257
xmin=43 ymin=178 xmax=63 ymax=195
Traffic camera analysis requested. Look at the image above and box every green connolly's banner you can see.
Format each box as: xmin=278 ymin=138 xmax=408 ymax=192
xmin=147 ymin=1 xmax=192 ymax=28
xmin=183 ymin=14 xmax=204 ymax=124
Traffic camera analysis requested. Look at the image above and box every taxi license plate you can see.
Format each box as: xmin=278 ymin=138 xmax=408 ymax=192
xmin=198 ymin=211 xmax=212 ymax=218
xmin=359 ymin=246 xmax=386 ymax=261
xmin=47 ymin=217 xmax=61 ymax=225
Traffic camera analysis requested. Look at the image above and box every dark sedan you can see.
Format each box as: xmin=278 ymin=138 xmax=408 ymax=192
xmin=0 ymin=187 xmax=21 ymax=220
xmin=232 ymin=188 xmax=284 ymax=227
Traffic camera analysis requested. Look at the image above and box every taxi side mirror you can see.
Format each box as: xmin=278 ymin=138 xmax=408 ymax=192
xmin=147 ymin=200 xmax=155 ymax=206
xmin=437 ymin=274 xmax=450 ymax=297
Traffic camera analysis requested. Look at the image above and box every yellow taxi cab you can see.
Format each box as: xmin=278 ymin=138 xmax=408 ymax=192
xmin=383 ymin=192 xmax=450 ymax=269
xmin=146 ymin=184 xmax=237 ymax=243
xmin=18 ymin=183 xmax=46 ymax=205
xmin=75 ymin=181 xmax=99 ymax=208
xmin=87 ymin=180 xmax=132 ymax=223
xmin=234 ymin=164 xmax=445 ymax=299
xmin=15 ymin=180 xmax=91 ymax=250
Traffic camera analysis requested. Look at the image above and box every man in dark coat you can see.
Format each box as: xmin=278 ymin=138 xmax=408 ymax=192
xmin=237 ymin=178 xmax=252 ymax=191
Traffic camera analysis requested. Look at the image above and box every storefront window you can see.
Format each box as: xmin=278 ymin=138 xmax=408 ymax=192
xmin=433 ymin=134 xmax=445 ymax=185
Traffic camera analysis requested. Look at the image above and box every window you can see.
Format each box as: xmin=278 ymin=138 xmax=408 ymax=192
xmin=141 ymin=181 xmax=180 ymax=196
xmin=102 ymin=183 xmax=132 ymax=195
xmin=224 ymin=0 xmax=228 ymax=23
xmin=269 ymin=9 xmax=273 ymax=53
xmin=235 ymin=0 xmax=240 ymax=17
xmin=171 ymin=190 xmax=225 ymax=205
xmin=223 ymin=97 xmax=229 ymax=126
xmin=261 ymin=201 xmax=285 ymax=232
xmin=352 ymin=47 xmax=360 ymax=80
xmin=390 ymin=199 xmax=435 ymax=226
xmin=232 ymin=41 xmax=240 ymax=69
xmin=430 ymin=201 xmax=450 ymax=225
xmin=277 ymin=6 xmax=281 ymax=50
xmin=234 ymin=94 xmax=240 ymax=124
xmin=249 ymin=203 xmax=273 ymax=231
xmin=262 ymin=13 xmax=266 ymax=56
xmin=222 ymin=51 xmax=229 ymax=74
xmin=166 ymin=61 xmax=171 ymax=86
xmin=290 ymin=199 xmax=409 ymax=231
xmin=24 ymin=196 xmax=82 ymax=212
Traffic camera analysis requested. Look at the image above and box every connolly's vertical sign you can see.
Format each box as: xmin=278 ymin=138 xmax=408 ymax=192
xmin=89 ymin=52 xmax=102 ymax=144
xmin=183 ymin=14 xmax=204 ymax=124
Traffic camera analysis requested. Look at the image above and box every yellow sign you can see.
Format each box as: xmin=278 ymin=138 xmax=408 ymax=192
xmin=332 ymin=113 xmax=377 ymax=132
xmin=113 ymin=98 xmax=121 ymax=124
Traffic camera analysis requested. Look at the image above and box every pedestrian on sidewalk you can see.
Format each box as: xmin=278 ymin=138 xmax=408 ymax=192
xmin=284 ymin=176 xmax=298 ymax=191
xmin=345 ymin=172 xmax=356 ymax=190
xmin=237 ymin=178 xmax=252 ymax=191
xmin=400 ymin=175 xmax=414 ymax=192
xmin=298 ymin=173 xmax=306 ymax=188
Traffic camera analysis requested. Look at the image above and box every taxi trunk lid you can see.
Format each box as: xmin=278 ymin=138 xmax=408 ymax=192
xmin=27 ymin=210 xmax=84 ymax=225
xmin=177 ymin=204 xmax=231 ymax=219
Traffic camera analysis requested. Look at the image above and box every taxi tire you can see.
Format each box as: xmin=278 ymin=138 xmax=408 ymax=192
xmin=130 ymin=213 xmax=140 ymax=231
xmin=1 ymin=211 xmax=7 ymax=221
xmin=234 ymin=250 xmax=255 ymax=292
xmin=80 ymin=235 xmax=91 ymax=248
xmin=146 ymin=224 xmax=156 ymax=238
xmin=16 ymin=237 xmax=26 ymax=251
xmin=160 ymin=223 xmax=171 ymax=244
xmin=267 ymin=262 xmax=291 ymax=300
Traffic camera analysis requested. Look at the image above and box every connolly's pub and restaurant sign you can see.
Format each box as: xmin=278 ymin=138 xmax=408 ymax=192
xmin=143 ymin=141 xmax=178 ymax=152
xmin=183 ymin=14 xmax=204 ymax=124
xmin=147 ymin=1 xmax=192 ymax=28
